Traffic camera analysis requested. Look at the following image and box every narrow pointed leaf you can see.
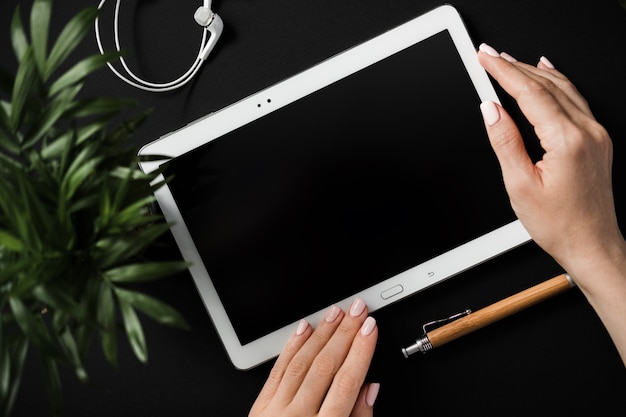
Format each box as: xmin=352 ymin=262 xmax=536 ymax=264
xmin=105 ymin=261 xmax=189 ymax=284
xmin=49 ymin=51 xmax=119 ymax=96
xmin=30 ymin=0 xmax=52 ymax=75
xmin=95 ymin=223 xmax=171 ymax=268
xmin=0 ymin=336 xmax=28 ymax=417
xmin=41 ymin=353 xmax=62 ymax=417
xmin=32 ymin=285 xmax=86 ymax=321
xmin=45 ymin=7 xmax=99 ymax=79
xmin=115 ymin=288 xmax=190 ymax=330
xmin=66 ymin=97 xmax=136 ymax=119
xmin=118 ymin=300 xmax=147 ymax=363
xmin=10 ymin=6 xmax=28 ymax=62
xmin=8 ymin=297 xmax=64 ymax=361
xmin=22 ymin=83 xmax=83 ymax=150
xmin=10 ymin=48 xmax=37 ymax=131
xmin=0 ymin=230 xmax=24 ymax=252
xmin=59 ymin=329 xmax=88 ymax=383
xmin=97 ymin=284 xmax=117 ymax=367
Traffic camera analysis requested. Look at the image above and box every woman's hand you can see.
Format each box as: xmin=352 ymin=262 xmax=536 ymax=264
xmin=477 ymin=44 xmax=626 ymax=364
xmin=249 ymin=299 xmax=380 ymax=417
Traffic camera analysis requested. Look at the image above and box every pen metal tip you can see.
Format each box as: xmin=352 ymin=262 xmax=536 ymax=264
xmin=401 ymin=341 xmax=422 ymax=358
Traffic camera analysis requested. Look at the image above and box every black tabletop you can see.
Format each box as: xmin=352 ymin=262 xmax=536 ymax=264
xmin=2 ymin=1 xmax=626 ymax=416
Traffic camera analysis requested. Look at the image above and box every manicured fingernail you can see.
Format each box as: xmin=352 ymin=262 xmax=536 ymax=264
xmin=540 ymin=55 xmax=555 ymax=69
xmin=360 ymin=316 xmax=376 ymax=336
xmin=350 ymin=298 xmax=366 ymax=317
xmin=500 ymin=52 xmax=517 ymax=63
xmin=366 ymin=382 xmax=380 ymax=407
xmin=296 ymin=319 xmax=309 ymax=335
xmin=479 ymin=43 xmax=500 ymax=57
xmin=324 ymin=305 xmax=341 ymax=322
xmin=480 ymin=100 xmax=501 ymax=126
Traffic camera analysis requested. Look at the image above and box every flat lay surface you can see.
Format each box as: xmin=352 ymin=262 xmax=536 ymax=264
xmin=2 ymin=1 xmax=626 ymax=415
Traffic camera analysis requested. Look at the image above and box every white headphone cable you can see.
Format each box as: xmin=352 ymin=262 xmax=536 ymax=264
xmin=95 ymin=0 xmax=222 ymax=92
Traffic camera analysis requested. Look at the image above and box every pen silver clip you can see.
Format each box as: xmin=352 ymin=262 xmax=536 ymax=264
xmin=402 ymin=309 xmax=471 ymax=358
xmin=421 ymin=309 xmax=472 ymax=334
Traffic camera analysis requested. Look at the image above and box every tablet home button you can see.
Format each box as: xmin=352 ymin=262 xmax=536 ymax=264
xmin=381 ymin=285 xmax=404 ymax=300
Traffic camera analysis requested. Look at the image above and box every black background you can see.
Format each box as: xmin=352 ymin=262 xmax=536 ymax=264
xmin=2 ymin=1 xmax=626 ymax=416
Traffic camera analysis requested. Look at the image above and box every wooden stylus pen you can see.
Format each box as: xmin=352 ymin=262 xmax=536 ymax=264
xmin=402 ymin=273 xmax=576 ymax=357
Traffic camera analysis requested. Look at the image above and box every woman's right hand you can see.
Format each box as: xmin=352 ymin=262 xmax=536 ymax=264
xmin=477 ymin=43 xmax=626 ymax=364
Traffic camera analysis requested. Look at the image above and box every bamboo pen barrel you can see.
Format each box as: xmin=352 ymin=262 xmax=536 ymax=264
xmin=427 ymin=273 xmax=575 ymax=348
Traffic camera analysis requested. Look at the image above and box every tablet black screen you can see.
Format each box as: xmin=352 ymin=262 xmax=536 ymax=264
xmin=163 ymin=29 xmax=515 ymax=345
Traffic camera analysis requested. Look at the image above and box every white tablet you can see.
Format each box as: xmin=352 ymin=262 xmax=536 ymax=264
xmin=139 ymin=4 xmax=531 ymax=370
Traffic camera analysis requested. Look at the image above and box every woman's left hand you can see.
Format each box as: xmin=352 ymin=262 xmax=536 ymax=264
xmin=249 ymin=299 xmax=380 ymax=417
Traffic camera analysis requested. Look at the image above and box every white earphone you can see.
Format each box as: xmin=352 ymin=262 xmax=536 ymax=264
xmin=95 ymin=0 xmax=223 ymax=92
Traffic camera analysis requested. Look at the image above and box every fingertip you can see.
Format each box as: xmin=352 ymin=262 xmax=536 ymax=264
xmin=478 ymin=43 xmax=500 ymax=57
xmin=539 ymin=55 xmax=556 ymax=70
xmin=351 ymin=383 xmax=379 ymax=416
xmin=365 ymin=382 xmax=380 ymax=407
xmin=480 ymin=100 xmax=501 ymax=127
xmin=360 ymin=316 xmax=377 ymax=336
xmin=295 ymin=319 xmax=310 ymax=336
xmin=500 ymin=52 xmax=517 ymax=63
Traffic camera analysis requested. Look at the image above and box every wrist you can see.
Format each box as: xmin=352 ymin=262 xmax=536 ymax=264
xmin=561 ymin=232 xmax=626 ymax=299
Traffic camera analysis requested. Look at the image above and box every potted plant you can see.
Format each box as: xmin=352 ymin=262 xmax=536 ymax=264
xmin=0 ymin=1 xmax=189 ymax=415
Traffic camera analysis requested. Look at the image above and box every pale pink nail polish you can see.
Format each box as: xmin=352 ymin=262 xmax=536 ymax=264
xmin=479 ymin=43 xmax=500 ymax=57
xmin=324 ymin=305 xmax=341 ymax=322
xmin=540 ymin=56 xmax=555 ymax=69
xmin=500 ymin=52 xmax=517 ymax=63
xmin=360 ymin=316 xmax=376 ymax=336
xmin=480 ymin=101 xmax=501 ymax=127
xmin=296 ymin=319 xmax=308 ymax=335
xmin=366 ymin=383 xmax=380 ymax=407
xmin=349 ymin=298 xmax=366 ymax=317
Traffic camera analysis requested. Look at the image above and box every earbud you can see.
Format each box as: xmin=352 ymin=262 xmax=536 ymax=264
xmin=95 ymin=0 xmax=224 ymax=92
xmin=194 ymin=6 xmax=214 ymax=26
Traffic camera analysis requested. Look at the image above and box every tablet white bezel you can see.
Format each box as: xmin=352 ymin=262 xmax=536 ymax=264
xmin=139 ymin=4 xmax=531 ymax=370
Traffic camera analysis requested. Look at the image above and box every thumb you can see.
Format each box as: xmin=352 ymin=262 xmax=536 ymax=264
xmin=480 ymin=100 xmax=535 ymax=184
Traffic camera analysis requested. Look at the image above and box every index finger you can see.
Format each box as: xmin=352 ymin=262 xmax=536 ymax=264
xmin=477 ymin=45 xmax=582 ymax=130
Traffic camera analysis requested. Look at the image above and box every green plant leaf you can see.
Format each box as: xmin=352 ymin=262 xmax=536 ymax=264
xmin=110 ymin=163 xmax=134 ymax=215
xmin=49 ymin=51 xmax=119 ymax=97
xmin=0 ymin=100 xmax=11 ymax=128
xmin=65 ymin=96 xmax=137 ymax=119
xmin=0 ymin=229 xmax=24 ymax=252
xmin=59 ymin=328 xmax=88 ymax=383
xmin=45 ymin=6 xmax=99 ymax=80
xmin=32 ymin=285 xmax=86 ymax=321
xmin=110 ymin=196 xmax=156 ymax=229
xmin=97 ymin=283 xmax=117 ymax=367
xmin=8 ymin=297 xmax=64 ymax=362
xmin=40 ymin=128 xmax=73 ymax=161
xmin=30 ymin=0 xmax=52 ymax=75
xmin=0 ymin=257 xmax=29 ymax=286
xmin=9 ymin=47 xmax=37 ymax=132
xmin=114 ymin=288 xmax=190 ymax=330
xmin=108 ymin=110 xmax=150 ymax=144
xmin=105 ymin=261 xmax=189 ymax=284
xmin=41 ymin=352 xmax=62 ymax=417
xmin=118 ymin=299 xmax=148 ymax=363
xmin=95 ymin=223 xmax=171 ymax=269
xmin=10 ymin=6 xmax=28 ymax=62
xmin=0 ymin=333 xmax=28 ymax=417
xmin=22 ymin=83 xmax=83 ymax=150
xmin=60 ymin=142 xmax=103 ymax=200
xmin=0 ymin=129 xmax=20 ymax=155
